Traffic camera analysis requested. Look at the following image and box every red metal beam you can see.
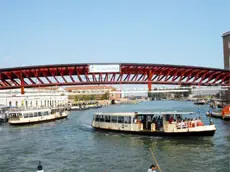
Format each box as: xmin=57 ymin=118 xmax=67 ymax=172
xmin=0 ymin=63 xmax=228 ymax=90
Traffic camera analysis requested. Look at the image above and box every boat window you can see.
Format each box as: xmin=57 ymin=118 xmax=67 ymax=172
xmin=105 ymin=116 xmax=110 ymax=122
xmin=176 ymin=114 xmax=182 ymax=120
xmin=18 ymin=113 xmax=22 ymax=118
xmin=99 ymin=115 xmax=105 ymax=122
xmin=24 ymin=114 xmax=28 ymax=118
xmin=33 ymin=112 xmax=37 ymax=117
xmin=124 ymin=116 xmax=131 ymax=124
xmin=29 ymin=113 xmax=33 ymax=117
xmin=44 ymin=111 xmax=49 ymax=116
xmin=118 ymin=116 xmax=124 ymax=123
xmin=38 ymin=112 xmax=43 ymax=116
xmin=111 ymin=116 xmax=117 ymax=123
xmin=10 ymin=113 xmax=17 ymax=118
xmin=95 ymin=115 xmax=100 ymax=121
xmin=165 ymin=115 xmax=171 ymax=121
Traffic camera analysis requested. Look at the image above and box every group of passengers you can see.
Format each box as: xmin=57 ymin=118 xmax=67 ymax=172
xmin=133 ymin=115 xmax=163 ymax=130
xmin=168 ymin=116 xmax=204 ymax=129
xmin=151 ymin=116 xmax=163 ymax=130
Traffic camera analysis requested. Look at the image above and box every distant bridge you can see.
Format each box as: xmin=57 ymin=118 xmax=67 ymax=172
xmin=0 ymin=63 xmax=229 ymax=94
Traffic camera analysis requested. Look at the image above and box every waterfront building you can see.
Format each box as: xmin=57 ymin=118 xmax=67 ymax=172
xmin=65 ymin=85 xmax=121 ymax=101
xmin=0 ymin=87 xmax=68 ymax=108
xmin=222 ymin=31 xmax=230 ymax=70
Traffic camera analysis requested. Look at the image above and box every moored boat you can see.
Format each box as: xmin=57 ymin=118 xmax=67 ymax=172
xmin=92 ymin=111 xmax=216 ymax=137
xmin=7 ymin=107 xmax=69 ymax=125
xmin=206 ymin=111 xmax=222 ymax=119
xmin=222 ymin=105 xmax=230 ymax=120
xmin=194 ymin=99 xmax=206 ymax=105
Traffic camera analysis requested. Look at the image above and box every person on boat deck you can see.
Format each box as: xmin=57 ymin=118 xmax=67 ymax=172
xmin=147 ymin=164 xmax=157 ymax=172
xmin=169 ymin=115 xmax=174 ymax=123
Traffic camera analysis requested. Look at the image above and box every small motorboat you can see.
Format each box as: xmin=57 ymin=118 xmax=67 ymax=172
xmin=206 ymin=110 xmax=222 ymax=119
xmin=194 ymin=99 xmax=206 ymax=105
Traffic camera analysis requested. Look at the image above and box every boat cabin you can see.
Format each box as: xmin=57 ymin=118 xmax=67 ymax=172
xmin=8 ymin=109 xmax=51 ymax=121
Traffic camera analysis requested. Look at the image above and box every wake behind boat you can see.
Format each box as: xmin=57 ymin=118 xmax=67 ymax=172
xmin=7 ymin=107 xmax=69 ymax=125
xmin=92 ymin=111 xmax=216 ymax=137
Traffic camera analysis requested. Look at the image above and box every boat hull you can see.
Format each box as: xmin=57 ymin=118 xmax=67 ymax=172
xmin=8 ymin=115 xmax=68 ymax=126
xmin=206 ymin=112 xmax=222 ymax=119
xmin=222 ymin=114 xmax=230 ymax=121
xmin=92 ymin=127 xmax=216 ymax=137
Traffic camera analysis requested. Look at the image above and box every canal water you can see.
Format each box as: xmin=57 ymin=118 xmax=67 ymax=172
xmin=0 ymin=100 xmax=229 ymax=172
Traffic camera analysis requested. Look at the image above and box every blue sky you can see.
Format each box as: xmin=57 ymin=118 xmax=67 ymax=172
xmin=0 ymin=0 xmax=229 ymax=69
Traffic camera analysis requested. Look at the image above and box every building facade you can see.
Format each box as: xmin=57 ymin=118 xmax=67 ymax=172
xmin=222 ymin=31 xmax=230 ymax=103
xmin=0 ymin=87 xmax=68 ymax=108
xmin=65 ymin=85 xmax=121 ymax=101
xmin=223 ymin=31 xmax=230 ymax=69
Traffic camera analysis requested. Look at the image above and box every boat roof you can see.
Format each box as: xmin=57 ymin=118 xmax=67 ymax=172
xmin=7 ymin=108 xmax=51 ymax=113
xmin=94 ymin=111 xmax=194 ymax=117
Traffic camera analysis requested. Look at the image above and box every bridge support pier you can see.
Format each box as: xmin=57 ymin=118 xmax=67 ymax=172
xmin=20 ymin=72 xmax=25 ymax=95
xmin=148 ymin=71 xmax=153 ymax=97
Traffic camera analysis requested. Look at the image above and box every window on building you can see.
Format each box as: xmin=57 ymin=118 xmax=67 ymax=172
xmin=228 ymin=40 xmax=230 ymax=49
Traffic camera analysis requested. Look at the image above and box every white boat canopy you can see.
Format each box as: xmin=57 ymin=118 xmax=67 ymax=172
xmin=94 ymin=111 xmax=195 ymax=117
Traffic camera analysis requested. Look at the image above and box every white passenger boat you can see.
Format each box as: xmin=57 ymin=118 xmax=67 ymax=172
xmin=7 ymin=108 xmax=69 ymax=125
xmin=92 ymin=111 xmax=216 ymax=136
xmin=70 ymin=104 xmax=82 ymax=111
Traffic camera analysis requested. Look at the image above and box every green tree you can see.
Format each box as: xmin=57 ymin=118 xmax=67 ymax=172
xmin=101 ymin=91 xmax=109 ymax=100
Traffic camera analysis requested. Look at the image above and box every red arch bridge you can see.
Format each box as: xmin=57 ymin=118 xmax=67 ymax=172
xmin=0 ymin=63 xmax=229 ymax=94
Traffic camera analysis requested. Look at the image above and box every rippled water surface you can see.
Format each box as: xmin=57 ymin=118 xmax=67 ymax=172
xmin=0 ymin=100 xmax=229 ymax=172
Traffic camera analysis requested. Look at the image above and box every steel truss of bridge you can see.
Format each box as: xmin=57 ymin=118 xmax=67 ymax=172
xmin=0 ymin=63 xmax=229 ymax=93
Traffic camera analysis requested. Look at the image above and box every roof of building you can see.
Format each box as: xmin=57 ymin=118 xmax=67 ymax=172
xmin=64 ymin=85 xmax=116 ymax=91
xmin=222 ymin=31 xmax=230 ymax=37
